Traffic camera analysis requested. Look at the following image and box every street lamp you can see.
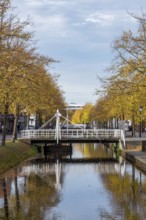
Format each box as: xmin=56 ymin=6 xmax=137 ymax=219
xmin=139 ymin=106 xmax=143 ymax=137
xmin=66 ymin=106 xmax=69 ymax=135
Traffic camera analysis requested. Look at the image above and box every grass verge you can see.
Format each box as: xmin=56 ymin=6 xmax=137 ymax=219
xmin=0 ymin=140 xmax=36 ymax=175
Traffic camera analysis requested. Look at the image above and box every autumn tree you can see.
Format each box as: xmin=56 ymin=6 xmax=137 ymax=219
xmin=93 ymin=11 xmax=146 ymax=131
xmin=71 ymin=103 xmax=93 ymax=124
xmin=0 ymin=0 xmax=35 ymax=145
xmin=112 ymin=11 xmax=146 ymax=75
xmin=0 ymin=0 xmax=65 ymax=145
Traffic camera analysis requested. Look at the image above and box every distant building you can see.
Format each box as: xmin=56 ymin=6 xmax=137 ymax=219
xmin=66 ymin=103 xmax=84 ymax=110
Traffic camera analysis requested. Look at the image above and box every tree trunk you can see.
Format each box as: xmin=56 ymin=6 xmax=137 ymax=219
xmin=12 ymin=105 xmax=19 ymax=143
xmin=1 ymin=103 xmax=9 ymax=146
xmin=26 ymin=114 xmax=30 ymax=129
xmin=36 ymin=111 xmax=42 ymax=128
xmin=132 ymin=114 xmax=136 ymax=137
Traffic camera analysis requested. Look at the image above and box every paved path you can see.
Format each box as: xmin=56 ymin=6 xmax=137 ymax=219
xmin=124 ymin=150 xmax=146 ymax=161
xmin=0 ymin=133 xmax=21 ymax=140
xmin=125 ymin=131 xmax=146 ymax=140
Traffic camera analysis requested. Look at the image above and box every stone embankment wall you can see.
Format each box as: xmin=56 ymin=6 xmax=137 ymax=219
xmin=121 ymin=150 xmax=146 ymax=174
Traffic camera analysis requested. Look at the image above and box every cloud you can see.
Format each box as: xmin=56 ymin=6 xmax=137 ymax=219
xmin=86 ymin=13 xmax=115 ymax=26
xmin=84 ymin=11 xmax=137 ymax=27
xmin=36 ymin=14 xmax=67 ymax=30
xmin=24 ymin=12 xmax=69 ymax=39
xmin=25 ymin=0 xmax=68 ymax=7
xmin=24 ymin=0 xmax=43 ymax=7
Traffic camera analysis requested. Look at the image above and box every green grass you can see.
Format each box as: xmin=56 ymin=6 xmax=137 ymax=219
xmin=0 ymin=140 xmax=36 ymax=174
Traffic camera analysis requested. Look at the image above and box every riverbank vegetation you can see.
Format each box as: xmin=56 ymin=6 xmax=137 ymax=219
xmin=0 ymin=140 xmax=36 ymax=174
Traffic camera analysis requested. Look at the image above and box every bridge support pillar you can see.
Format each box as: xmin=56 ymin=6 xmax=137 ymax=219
xmin=55 ymin=110 xmax=62 ymax=145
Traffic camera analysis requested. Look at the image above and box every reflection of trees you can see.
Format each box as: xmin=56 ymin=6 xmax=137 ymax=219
xmin=100 ymin=173 xmax=146 ymax=220
xmin=21 ymin=173 xmax=60 ymax=219
xmin=14 ymin=173 xmax=21 ymax=211
xmin=77 ymin=143 xmax=113 ymax=158
xmin=16 ymin=168 xmax=61 ymax=220
xmin=0 ymin=164 xmax=63 ymax=220
xmin=1 ymin=178 xmax=9 ymax=220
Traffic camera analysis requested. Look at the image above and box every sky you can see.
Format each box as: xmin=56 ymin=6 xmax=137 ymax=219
xmin=13 ymin=0 xmax=145 ymax=105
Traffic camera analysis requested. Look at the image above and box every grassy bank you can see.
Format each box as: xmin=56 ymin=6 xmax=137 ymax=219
xmin=0 ymin=140 xmax=36 ymax=175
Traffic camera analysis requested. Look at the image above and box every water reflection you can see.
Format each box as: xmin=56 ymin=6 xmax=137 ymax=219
xmin=1 ymin=178 xmax=9 ymax=219
xmin=42 ymin=143 xmax=115 ymax=162
xmin=0 ymin=144 xmax=146 ymax=219
xmin=71 ymin=143 xmax=113 ymax=159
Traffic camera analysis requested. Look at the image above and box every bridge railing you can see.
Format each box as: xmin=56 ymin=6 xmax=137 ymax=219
xmin=20 ymin=129 xmax=56 ymax=139
xmin=20 ymin=128 xmax=124 ymax=142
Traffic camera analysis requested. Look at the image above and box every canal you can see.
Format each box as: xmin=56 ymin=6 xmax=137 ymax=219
xmin=0 ymin=143 xmax=146 ymax=220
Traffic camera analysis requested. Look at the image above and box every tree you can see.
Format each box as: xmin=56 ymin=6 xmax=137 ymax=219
xmin=93 ymin=11 xmax=146 ymax=131
xmin=71 ymin=103 xmax=93 ymax=124
xmin=0 ymin=0 xmax=34 ymax=145
xmin=0 ymin=1 xmax=65 ymax=145
xmin=112 ymin=11 xmax=146 ymax=76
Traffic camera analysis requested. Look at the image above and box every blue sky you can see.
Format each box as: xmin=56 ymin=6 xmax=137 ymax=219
xmin=13 ymin=0 xmax=145 ymax=105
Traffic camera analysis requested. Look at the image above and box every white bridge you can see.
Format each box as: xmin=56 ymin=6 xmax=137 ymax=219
xmin=20 ymin=110 xmax=125 ymax=148
xmin=21 ymin=128 xmax=125 ymax=143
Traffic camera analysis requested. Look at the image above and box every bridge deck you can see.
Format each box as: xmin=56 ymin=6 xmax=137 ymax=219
xmin=30 ymin=137 xmax=119 ymax=144
xmin=33 ymin=157 xmax=118 ymax=163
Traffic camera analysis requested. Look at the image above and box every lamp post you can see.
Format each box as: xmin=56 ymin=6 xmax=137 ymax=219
xmin=66 ymin=106 xmax=69 ymax=135
xmin=139 ymin=106 xmax=143 ymax=137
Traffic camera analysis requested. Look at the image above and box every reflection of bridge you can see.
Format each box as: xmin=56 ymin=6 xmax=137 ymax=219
xmin=20 ymin=110 xmax=125 ymax=148
xmin=19 ymin=158 xmax=125 ymax=191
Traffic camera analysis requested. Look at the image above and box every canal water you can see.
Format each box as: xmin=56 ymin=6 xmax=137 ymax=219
xmin=0 ymin=143 xmax=146 ymax=220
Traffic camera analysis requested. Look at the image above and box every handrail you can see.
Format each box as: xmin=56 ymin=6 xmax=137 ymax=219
xmin=20 ymin=128 xmax=124 ymax=142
